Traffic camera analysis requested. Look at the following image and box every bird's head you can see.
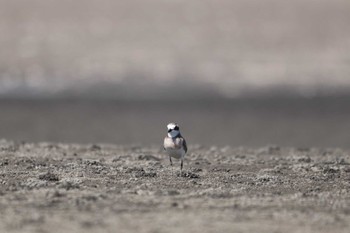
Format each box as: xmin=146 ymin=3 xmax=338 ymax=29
xmin=167 ymin=122 xmax=180 ymax=138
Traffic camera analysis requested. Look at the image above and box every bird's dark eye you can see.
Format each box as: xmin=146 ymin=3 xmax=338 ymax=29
xmin=174 ymin=126 xmax=179 ymax=131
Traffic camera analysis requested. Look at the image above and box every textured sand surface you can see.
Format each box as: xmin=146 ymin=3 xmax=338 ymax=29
xmin=1 ymin=140 xmax=350 ymax=232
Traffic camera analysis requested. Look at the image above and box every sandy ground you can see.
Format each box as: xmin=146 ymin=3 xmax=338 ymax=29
xmin=1 ymin=139 xmax=350 ymax=233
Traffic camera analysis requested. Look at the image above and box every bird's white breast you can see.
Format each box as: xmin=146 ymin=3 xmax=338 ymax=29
xmin=164 ymin=137 xmax=185 ymax=159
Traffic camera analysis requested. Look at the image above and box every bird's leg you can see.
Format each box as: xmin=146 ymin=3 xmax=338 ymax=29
xmin=169 ymin=156 xmax=174 ymax=175
xmin=180 ymin=158 xmax=183 ymax=177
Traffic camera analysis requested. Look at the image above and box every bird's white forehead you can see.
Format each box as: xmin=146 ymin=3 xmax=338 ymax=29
xmin=167 ymin=123 xmax=178 ymax=129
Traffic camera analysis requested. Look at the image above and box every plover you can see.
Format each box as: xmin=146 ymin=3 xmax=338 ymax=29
xmin=163 ymin=123 xmax=187 ymax=176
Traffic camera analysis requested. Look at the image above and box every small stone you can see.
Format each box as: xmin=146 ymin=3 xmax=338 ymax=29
xmin=171 ymin=202 xmax=178 ymax=207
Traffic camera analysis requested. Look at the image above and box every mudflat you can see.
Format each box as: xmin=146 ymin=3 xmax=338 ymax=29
xmin=0 ymin=140 xmax=349 ymax=233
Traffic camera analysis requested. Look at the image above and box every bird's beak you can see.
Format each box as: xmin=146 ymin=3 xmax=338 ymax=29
xmin=168 ymin=129 xmax=172 ymax=133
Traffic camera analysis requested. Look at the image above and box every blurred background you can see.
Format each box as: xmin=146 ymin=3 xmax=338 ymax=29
xmin=0 ymin=0 xmax=350 ymax=148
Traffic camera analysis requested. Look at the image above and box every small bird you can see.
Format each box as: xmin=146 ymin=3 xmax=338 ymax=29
xmin=163 ymin=123 xmax=187 ymax=176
